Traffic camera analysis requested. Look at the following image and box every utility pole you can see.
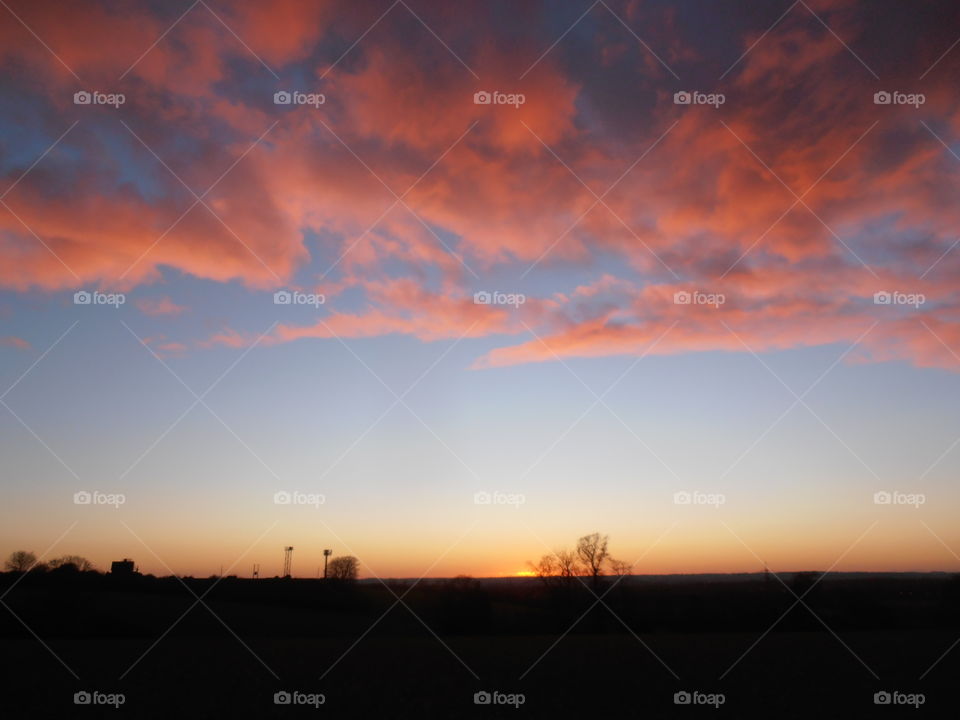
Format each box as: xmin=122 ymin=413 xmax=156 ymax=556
xmin=323 ymin=549 xmax=332 ymax=579
xmin=283 ymin=546 xmax=294 ymax=578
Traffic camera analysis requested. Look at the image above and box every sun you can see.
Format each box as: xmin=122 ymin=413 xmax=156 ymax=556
xmin=514 ymin=570 xmax=536 ymax=577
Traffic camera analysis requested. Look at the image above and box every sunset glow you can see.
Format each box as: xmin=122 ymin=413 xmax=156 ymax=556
xmin=1 ymin=0 xmax=959 ymax=582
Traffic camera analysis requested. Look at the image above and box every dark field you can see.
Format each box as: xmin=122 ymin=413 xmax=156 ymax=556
xmin=1 ymin=573 xmax=958 ymax=717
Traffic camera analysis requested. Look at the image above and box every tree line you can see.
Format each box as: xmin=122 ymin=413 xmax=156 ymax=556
xmin=4 ymin=550 xmax=94 ymax=573
xmin=528 ymin=532 xmax=631 ymax=590
xmin=4 ymin=550 xmax=360 ymax=580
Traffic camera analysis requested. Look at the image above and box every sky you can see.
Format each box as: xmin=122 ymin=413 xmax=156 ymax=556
xmin=1 ymin=0 xmax=959 ymax=578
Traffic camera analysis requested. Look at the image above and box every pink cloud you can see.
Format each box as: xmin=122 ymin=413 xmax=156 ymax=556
xmin=2 ymin=0 xmax=960 ymax=376
xmin=0 ymin=336 xmax=30 ymax=350
xmin=136 ymin=297 xmax=187 ymax=316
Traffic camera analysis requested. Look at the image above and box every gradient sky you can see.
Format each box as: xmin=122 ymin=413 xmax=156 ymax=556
xmin=2 ymin=0 xmax=960 ymax=578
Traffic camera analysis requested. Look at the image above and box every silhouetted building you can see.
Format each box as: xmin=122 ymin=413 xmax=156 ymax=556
xmin=110 ymin=559 xmax=135 ymax=575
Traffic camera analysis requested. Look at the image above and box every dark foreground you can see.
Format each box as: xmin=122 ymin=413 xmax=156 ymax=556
xmin=1 ymin=572 xmax=957 ymax=717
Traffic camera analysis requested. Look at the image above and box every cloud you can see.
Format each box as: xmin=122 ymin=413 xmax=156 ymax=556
xmin=2 ymin=0 xmax=959 ymax=374
xmin=0 ymin=336 xmax=30 ymax=350
xmin=136 ymin=297 xmax=187 ymax=316
xmin=155 ymin=341 xmax=187 ymax=356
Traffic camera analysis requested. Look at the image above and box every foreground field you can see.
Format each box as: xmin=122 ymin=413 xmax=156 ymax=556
xmin=1 ymin=630 xmax=955 ymax=716
xmin=0 ymin=576 xmax=956 ymax=717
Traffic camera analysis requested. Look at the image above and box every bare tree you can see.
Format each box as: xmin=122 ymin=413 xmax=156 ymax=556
xmin=49 ymin=555 xmax=95 ymax=572
xmin=528 ymin=554 xmax=559 ymax=586
xmin=555 ymin=549 xmax=581 ymax=578
xmin=4 ymin=550 xmax=37 ymax=573
xmin=327 ymin=556 xmax=359 ymax=581
xmin=608 ymin=558 xmax=631 ymax=578
xmin=529 ymin=548 xmax=583 ymax=586
xmin=528 ymin=537 xmax=614 ymax=591
xmin=576 ymin=533 xmax=609 ymax=590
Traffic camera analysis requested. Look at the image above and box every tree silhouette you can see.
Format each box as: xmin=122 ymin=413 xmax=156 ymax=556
xmin=528 ymin=554 xmax=559 ymax=584
xmin=529 ymin=535 xmax=620 ymax=593
xmin=576 ymin=533 xmax=609 ymax=590
xmin=608 ymin=558 xmax=631 ymax=578
xmin=4 ymin=550 xmax=37 ymax=573
xmin=327 ymin=556 xmax=359 ymax=581
xmin=48 ymin=555 xmax=95 ymax=572
xmin=556 ymin=549 xmax=580 ymax=578
xmin=529 ymin=547 xmax=583 ymax=587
